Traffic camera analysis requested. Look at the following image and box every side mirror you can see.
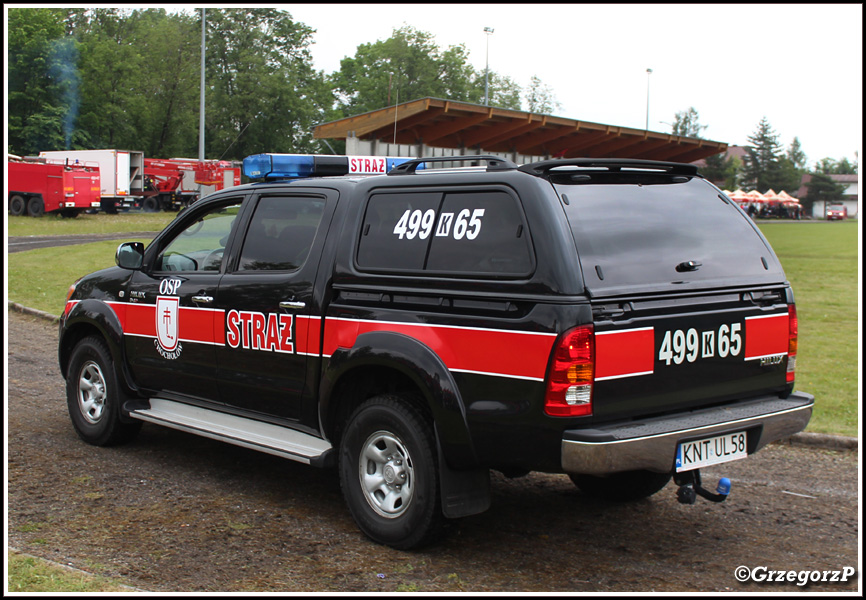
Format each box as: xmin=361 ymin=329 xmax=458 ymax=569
xmin=115 ymin=242 xmax=144 ymax=270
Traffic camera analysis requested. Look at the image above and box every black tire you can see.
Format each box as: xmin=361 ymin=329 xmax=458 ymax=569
xmin=101 ymin=198 xmax=118 ymax=214
xmin=339 ymin=394 xmax=444 ymax=549
xmin=569 ymin=470 xmax=672 ymax=502
xmin=27 ymin=196 xmax=44 ymax=217
xmin=9 ymin=194 xmax=27 ymax=216
xmin=142 ymin=196 xmax=160 ymax=212
xmin=66 ymin=336 xmax=141 ymax=446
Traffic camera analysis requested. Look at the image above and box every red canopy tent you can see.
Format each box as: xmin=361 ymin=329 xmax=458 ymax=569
xmin=763 ymin=189 xmax=780 ymax=204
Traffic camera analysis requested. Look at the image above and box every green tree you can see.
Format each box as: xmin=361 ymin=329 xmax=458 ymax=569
xmin=205 ymin=8 xmax=334 ymax=159
xmin=700 ymin=152 xmax=742 ymax=190
xmin=69 ymin=8 xmax=154 ymax=150
xmin=671 ymin=107 xmax=708 ymax=138
xmin=126 ymin=9 xmax=201 ymax=158
xmin=524 ymin=75 xmax=562 ymax=114
xmin=331 ymin=25 xmax=479 ymax=116
xmin=815 ymin=156 xmax=858 ymax=174
xmin=787 ymin=137 xmax=807 ymax=170
xmin=741 ymin=117 xmax=787 ymax=192
xmin=803 ymin=172 xmax=846 ymax=215
xmin=474 ymin=71 xmax=522 ymax=110
xmin=769 ymin=137 xmax=809 ymax=194
xmin=7 ymin=7 xmax=76 ymax=154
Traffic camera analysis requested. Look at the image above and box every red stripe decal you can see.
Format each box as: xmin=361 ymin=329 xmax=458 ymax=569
xmin=745 ymin=314 xmax=788 ymax=359
xmin=323 ymin=318 xmax=556 ymax=381
xmin=595 ymin=327 xmax=655 ymax=380
xmin=108 ymin=302 xmax=225 ymax=346
xmin=296 ymin=316 xmax=321 ymax=355
xmin=97 ymin=302 xmax=555 ymax=381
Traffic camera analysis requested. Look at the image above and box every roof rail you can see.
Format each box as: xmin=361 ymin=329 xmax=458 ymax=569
xmin=388 ymin=155 xmax=518 ymax=175
xmin=518 ymin=158 xmax=699 ymax=178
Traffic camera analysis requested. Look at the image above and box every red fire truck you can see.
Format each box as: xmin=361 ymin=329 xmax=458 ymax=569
xmin=7 ymin=155 xmax=101 ymax=217
xmin=141 ymin=158 xmax=241 ymax=211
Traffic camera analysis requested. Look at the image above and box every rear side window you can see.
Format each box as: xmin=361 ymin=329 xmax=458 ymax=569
xmin=557 ymin=178 xmax=786 ymax=295
xmin=357 ymin=189 xmax=534 ymax=277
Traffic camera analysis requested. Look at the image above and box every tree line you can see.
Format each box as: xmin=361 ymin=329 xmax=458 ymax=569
xmin=8 ymin=7 xmax=856 ymax=212
xmin=8 ymin=7 xmax=558 ymax=161
xmin=671 ymin=109 xmax=856 ymax=211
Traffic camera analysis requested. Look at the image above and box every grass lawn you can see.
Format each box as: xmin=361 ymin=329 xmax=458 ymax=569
xmin=7 ymin=551 xmax=131 ymax=592
xmin=5 ymin=218 xmax=860 ymax=437
xmin=7 ymin=211 xmax=177 ymax=236
xmin=7 ymin=239 xmax=152 ymax=317
xmin=757 ymin=221 xmax=859 ymax=437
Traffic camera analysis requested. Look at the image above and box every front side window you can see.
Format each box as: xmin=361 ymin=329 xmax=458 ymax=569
xmin=237 ymin=195 xmax=326 ymax=271
xmin=155 ymin=202 xmax=241 ymax=272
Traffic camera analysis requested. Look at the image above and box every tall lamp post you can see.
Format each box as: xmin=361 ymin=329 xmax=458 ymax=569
xmin=199 ymin=8 xmax=206 ymax=161
xmin=484 ymin=27 xmax=494 ymax=106
xmin=645 ymin=68 xmax=653 ymax=130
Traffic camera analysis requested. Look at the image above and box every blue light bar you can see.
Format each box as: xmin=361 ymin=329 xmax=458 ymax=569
xmin=243 ymin=154 xmax=422 ymax=180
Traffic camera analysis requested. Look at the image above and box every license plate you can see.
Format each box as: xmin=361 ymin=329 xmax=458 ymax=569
xmin=676 ymin=431 xmax=748 ymax=472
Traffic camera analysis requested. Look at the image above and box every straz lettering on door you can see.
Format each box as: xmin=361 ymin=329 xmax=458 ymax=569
xmin=226 ymin=310 xmax=295 ymax=354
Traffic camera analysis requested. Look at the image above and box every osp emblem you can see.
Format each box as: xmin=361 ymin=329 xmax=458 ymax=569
xmin=155 ymin=296 xmax=183 ymax=359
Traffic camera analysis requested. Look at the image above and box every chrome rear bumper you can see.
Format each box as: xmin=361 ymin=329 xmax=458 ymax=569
xmin=562 ymin=392 xmax=814 ymax=475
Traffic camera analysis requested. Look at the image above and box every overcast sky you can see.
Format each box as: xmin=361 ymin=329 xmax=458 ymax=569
xmin=283 ymin=3 xmax=862 ymax=167
xmin=8 ymin=4 xmax=860 ymax=166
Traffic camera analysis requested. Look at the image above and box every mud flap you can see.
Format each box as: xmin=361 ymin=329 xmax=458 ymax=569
xmin=436 ymin=437 xmax=490 ymax=519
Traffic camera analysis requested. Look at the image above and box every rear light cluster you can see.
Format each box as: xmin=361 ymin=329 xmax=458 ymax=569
xmin=545 ymin=325 xmax=594 ymax=417
xmin=787 ymin=304 xmax=798 ymax=384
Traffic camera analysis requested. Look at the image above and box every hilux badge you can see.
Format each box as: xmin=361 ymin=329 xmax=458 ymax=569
xmin=759 ymin=354 xmax=784 ymax=366
xmin=155 ymin=296 xmax=182 ymax=359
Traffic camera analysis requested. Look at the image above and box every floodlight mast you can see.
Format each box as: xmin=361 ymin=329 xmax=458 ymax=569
xmin=645 ymin=68 xmax=653 ymax=131
xmin=484 ymin=27 xmax=495 ymax=106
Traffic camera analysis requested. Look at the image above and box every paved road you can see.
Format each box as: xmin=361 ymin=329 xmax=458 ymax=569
xmin=8 ymin=232 xmax=158 ymax=253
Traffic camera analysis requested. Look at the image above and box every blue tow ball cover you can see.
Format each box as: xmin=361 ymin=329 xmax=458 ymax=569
xmin=717 ymin=477 xmax=732 ymax=496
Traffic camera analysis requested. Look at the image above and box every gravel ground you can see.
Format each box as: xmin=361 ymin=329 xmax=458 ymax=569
xmin=6 ymin=310 xmax=860 ymax=593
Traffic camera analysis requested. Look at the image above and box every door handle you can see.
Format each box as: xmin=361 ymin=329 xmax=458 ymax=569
xmin=192 ymin=295 xmax=214 ymax=305
xmin=279 ymin=300 xmax=306 ymax=310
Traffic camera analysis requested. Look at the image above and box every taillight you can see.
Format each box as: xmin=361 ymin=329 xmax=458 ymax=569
xmin=787 ymin=304 xmax=798 ymax=384
xmin=545 ymin=325 xmax=594 ymax=417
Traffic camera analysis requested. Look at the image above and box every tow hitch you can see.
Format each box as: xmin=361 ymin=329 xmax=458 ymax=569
xmin=674 ymin=469 xmax=731 ymax=504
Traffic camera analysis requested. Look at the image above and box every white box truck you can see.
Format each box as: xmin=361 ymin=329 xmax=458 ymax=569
xmin=39 ymin=149 xmax=145 ymax=213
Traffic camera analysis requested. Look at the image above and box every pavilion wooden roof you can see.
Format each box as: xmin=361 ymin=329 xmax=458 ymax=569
xmin=313 ymin=97 xmax=727 ymax=163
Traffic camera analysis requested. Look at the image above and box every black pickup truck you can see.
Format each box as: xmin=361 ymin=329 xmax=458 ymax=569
xmin=59 ymin=154 xmax=814 ymax=549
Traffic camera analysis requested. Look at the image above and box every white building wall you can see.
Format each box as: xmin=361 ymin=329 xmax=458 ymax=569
xmin=345 ymin=136 xmax=548 ymax=167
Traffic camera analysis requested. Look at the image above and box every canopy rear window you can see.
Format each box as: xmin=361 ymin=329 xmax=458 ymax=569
xmin=555 ymin=178 xmax=786 ymax=296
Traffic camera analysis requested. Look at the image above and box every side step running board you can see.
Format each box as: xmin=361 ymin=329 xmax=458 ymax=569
xmin=130 ymin=398 xmax=333 ymax=466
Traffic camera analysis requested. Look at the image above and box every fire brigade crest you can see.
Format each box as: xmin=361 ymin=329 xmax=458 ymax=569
xmin=155 ymin=296 xmax=182 ymax=359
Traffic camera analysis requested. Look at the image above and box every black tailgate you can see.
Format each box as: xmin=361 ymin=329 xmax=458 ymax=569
xmin=590 ymin=289 xmax=792 ymax=420
xmin=552 ymin=170 xmax=793 ymax=421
